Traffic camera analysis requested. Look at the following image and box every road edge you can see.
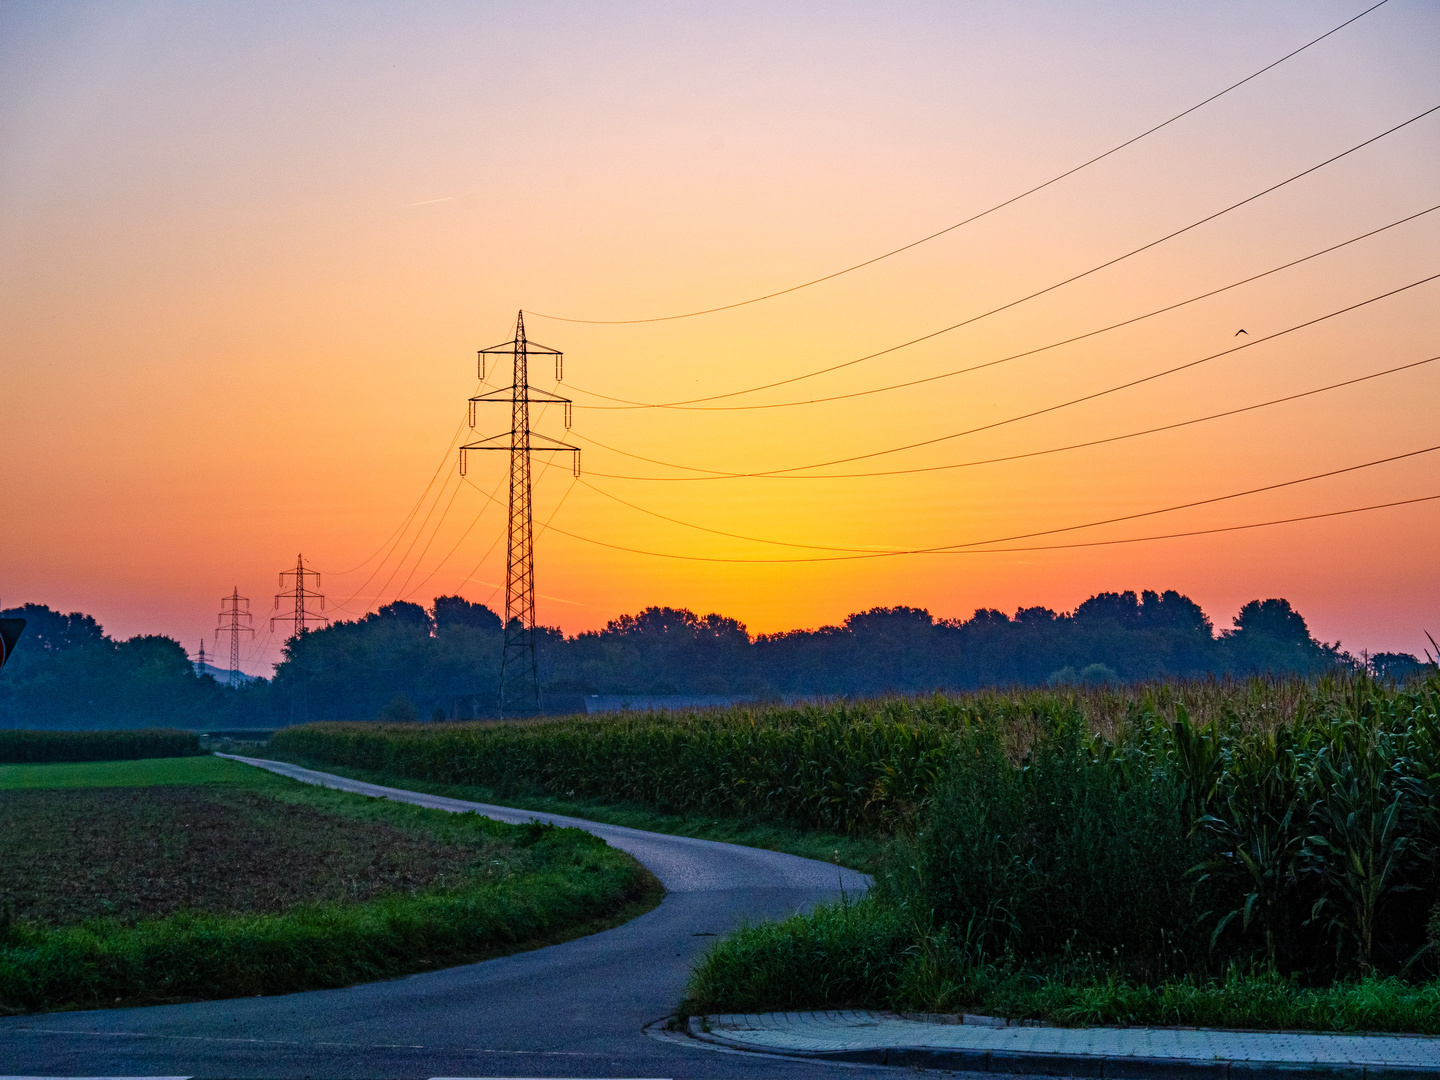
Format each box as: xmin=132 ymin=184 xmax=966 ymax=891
xmin=668 ymin=1016 xmax=1440 ymax=1080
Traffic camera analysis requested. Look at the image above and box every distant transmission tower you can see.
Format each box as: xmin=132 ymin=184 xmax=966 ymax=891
xmin=461 ymin=311 xmax=578 ymax=716
xmin=194 ymin=639 xmax=208 ymax=675
xmin=214 ymin=587 xmax=254 ymax=687
xmin=272 ymin=555 xmax=328 ymax=720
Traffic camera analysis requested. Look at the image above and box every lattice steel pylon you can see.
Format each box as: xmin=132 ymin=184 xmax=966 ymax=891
xmin=214 ymin=587 xmax=254 ymax=687
xmin=272 ymin=555 xmax=328 ymax=720
xmin=461 ymin=311 xmax=578 ymax=717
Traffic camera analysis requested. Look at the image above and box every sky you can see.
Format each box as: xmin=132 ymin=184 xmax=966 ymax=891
xmin=2 ymin=0 xmax=1438 ymax=674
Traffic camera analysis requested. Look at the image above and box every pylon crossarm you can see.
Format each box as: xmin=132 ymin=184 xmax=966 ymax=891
xmin=469 ymin=386 xmax=572 ymax=405
xmin=478 ymin=340 xmax=561 ymax=357
xmin=461 ymin=432 xmax=519 ymax=451
xmin=461 ymin=431 xmax=576 ymax=453
xmin=526 ymin=432 xmax=580 ymax=452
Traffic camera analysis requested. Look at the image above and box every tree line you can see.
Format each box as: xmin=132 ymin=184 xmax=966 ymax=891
xmin=3 ymin=592 xmax=1429 ymax=729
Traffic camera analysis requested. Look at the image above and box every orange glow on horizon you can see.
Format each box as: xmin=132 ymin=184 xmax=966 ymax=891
xmin=2 ymin=2 xmax=1438 ymax=674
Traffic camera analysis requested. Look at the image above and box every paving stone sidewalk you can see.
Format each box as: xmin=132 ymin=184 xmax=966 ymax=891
xmin=685 ymin=1011 xmax=1440 ymax=1077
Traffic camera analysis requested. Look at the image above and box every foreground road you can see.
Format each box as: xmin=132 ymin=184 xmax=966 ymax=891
xmin=0 ymin=757 xmax=871 ymax=1079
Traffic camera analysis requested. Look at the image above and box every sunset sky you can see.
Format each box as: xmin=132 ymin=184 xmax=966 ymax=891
xmin=2 ymin=1 xmax=1438 ymax=674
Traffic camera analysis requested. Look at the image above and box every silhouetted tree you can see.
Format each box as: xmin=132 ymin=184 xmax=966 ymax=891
xmin=2 ymin=589 xmax=1363 ymax=728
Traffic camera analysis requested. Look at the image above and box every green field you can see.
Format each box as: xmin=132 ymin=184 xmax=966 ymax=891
xmin=0 ymin=754 xmax=252 ymax=789
xmin=0 ymin=754 xmax=658 ymax=1012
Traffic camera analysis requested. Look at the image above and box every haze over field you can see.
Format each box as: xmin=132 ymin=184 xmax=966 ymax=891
xmin=2 ymin=1 xmax=1437 ymax=674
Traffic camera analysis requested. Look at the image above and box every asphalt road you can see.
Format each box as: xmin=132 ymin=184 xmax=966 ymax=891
xmin=0 ymin=756 xmax=873 ymax=1079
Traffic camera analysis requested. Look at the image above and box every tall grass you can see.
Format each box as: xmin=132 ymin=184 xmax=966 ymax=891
xmin=0 ymin=728 xmax=202 ymax=764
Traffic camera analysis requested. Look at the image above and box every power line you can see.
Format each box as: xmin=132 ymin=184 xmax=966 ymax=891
xmin=524 ymin=0 xmax=1392 ymax=325
xmin=541 ymin=487 xmax=1440 ymax=565
xmin=570 ymin=443 xmax=1440 ymax=557
xmin=356 ymin=468 xmax=463 ymax=611
xmin=446 ymin=403 xmax=565 ymax=610
xmin=453 ymin=474 xmax=618 ymax=611
xmin=324 ymin=354 xmax=501 ymax=610
xmin=389 ymin=472 xmax=466 ymax=603
xmin=933 ymin=443 xmax=1440 ymax=550
xmin=396 ymin=483 xmax=499 ymax=603
xmin=567 ymin=102 xmax=1440 ymax=410
xmin=584 ymin=353 xmax=1440 ymax=482
xmin=334 ymin=362 xmax=539 ymax=616
xmin=401 ymin=400 xmax=566 ymax=606
xmin=542 ymin=493 xmax=1440 ymax=562
xmin=573 ymin=204 xmax=1440 ymax=413
xmin=572 ymin=271 xmax=1440 ymax=478
xmin=576 ymin=476 xmax=897 ymax=553
xmin=934 ymin=494 xmax=1440 ymax=556
xmin=395 ymin=431 xmax=573 ymax=607
xmin=321 ymin=416 xmax=469 ymax=577
xmin=330 ymin=409 xmax=477 ymax=612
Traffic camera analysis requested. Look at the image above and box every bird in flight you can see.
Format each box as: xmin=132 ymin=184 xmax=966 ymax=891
xmin=1235 ymin=329 xmax=1248 ymax=335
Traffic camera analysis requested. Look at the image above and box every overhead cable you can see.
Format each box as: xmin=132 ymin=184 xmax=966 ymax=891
xmin=573 ymin=204 xmax=1440 ymax=412
xmin=524 ymin=0 xmax=1392 ymax=325
xmin=568 ymin=101 xmax=1440 ymax=409
xmin=576 ymin=477 xmax=900 ymax=553
xmin=542 ymin=493 xmax=1440 ymax=562
xmin=572 ymin=443 xmax=1440 ymax=555
xmin=389 ymin=474 xmax=468 ymax=603
xmin=322 ymin=417 xmax=468 ymax=577
xmin=584 ymin=353 xmax=1440 ymax=481
xmin=397 ymin=484 xmax=501 ymax=603
xmin=572 ymin=271 xmax=1440 ymax=478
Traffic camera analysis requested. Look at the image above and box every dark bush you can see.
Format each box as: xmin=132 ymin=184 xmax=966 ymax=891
xmin=0 ymin=728 xmax=202 ymax=764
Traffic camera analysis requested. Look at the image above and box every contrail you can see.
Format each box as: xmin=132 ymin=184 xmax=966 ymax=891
xmin=404 ymin=196 xmax=455 ymax=207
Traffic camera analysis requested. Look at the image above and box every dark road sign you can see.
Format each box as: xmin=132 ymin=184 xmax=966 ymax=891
xmin=0 ymin=618 xmax=25 ymax=669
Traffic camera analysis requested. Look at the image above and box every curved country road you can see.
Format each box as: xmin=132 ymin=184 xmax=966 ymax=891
xmin=0 ymin=756 xmax=872 ymax=1079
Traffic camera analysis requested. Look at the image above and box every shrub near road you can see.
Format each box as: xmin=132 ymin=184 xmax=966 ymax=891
xmin=0 ymin=757 xmax=656 ymax=1012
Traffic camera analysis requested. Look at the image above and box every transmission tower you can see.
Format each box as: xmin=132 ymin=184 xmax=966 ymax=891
xmin=461 ymin=311 xmax=578 ymax=716
xmin=214 ymin=587 xmax=254 ymax=687
xmin=272 ymin=555 xmax=328 ymax=720
xmin=194 ymin=639 xmax=208 ymax=675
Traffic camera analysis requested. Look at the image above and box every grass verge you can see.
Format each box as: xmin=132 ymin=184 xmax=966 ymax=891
xmin=681 ymin=895 xmax=1440 ymax=1034
xmin=258 ymin=753 xmax=885 ymax=873
xmin=0 ymin=757 xmax=661 ymax=1012
xmin=0 ymin=754 xmax=253 ymax=789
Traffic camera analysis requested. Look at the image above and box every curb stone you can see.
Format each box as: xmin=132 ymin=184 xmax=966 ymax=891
xmin=681 ymin=1014 xmax=1440 ymax=1079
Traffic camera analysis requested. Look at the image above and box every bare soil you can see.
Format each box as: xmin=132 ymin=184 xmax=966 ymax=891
xmin=0 ymin=785 xmax=510 ymax=925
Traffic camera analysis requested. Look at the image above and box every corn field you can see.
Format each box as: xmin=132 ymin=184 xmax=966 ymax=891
xmin=276 ymin=674 xmax=1440 ymax=980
